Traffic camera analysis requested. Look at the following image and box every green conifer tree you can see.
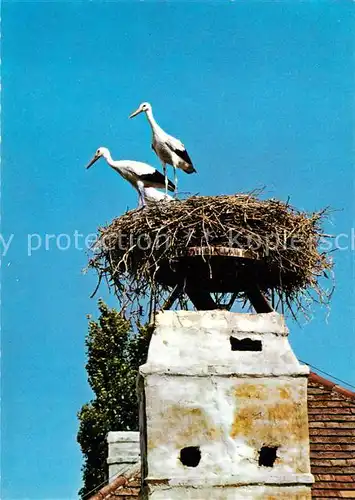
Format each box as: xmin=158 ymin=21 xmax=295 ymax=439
xmin=77 ymin=300 xmax=150 ymax=498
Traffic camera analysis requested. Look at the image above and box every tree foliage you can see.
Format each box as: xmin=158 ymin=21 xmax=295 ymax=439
xmin=77 ymin=299 xmax=151 ymax=498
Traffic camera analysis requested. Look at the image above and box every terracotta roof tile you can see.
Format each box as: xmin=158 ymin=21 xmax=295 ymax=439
xmin=312 ymin=492 xmax=349 ymax=498
xmin=89 ymin=465 xmax=140 ymax=500
xmin=308 ymin=372 xmax=355 ymax=499
xmin=312 ymin=483 xmax=355 ymax=490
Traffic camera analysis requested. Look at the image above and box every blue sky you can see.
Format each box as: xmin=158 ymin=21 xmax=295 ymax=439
xmin=2 ymin=1 xmax=354 ymax=498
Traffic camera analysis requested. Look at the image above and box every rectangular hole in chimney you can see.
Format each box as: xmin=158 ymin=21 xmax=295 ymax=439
xmin=229 ymin=337 xmax=262 ymax=352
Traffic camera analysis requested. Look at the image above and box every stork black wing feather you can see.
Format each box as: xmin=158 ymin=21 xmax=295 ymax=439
xmin=139 ymin=171 xmax=175 ymax=192
xmin=166 ymin=143 xmax=196 ymax=173
xmin=166 ymin=143 xmax=193 ymax=167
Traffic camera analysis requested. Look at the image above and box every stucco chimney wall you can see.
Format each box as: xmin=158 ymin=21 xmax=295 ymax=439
xmin=139 ymin=311 xmax=314 ymax=499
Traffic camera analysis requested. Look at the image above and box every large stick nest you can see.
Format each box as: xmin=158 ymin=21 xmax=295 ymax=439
xmin=89 ymin=193 xmax=333 ymax=320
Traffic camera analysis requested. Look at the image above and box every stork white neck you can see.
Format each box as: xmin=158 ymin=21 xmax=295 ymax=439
xmin=101 ymin=149 xmax=127 ymax=175
xmin=145 ymin=107 xmax=163 ymax=134
xmin=101 ymin=149 xmax=115 ymax=167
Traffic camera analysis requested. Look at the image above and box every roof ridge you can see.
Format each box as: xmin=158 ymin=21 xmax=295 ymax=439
xmin=309 ymin=371 xmax=355 ymax=400
xmin=88 ymin=463 xmax=140 ymax=500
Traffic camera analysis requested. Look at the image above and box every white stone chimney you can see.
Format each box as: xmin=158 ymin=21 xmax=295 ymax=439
xmin=139 ymin=310 xmax=314 ymax=499
xmin=106 ymin=431 xmax=140 ymax=481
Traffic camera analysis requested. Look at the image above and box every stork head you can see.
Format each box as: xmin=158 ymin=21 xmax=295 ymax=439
xmin=86 ymin=147 xmax=109 ymax=169
xmin=129 ymin=102 xmax=152 ymax=118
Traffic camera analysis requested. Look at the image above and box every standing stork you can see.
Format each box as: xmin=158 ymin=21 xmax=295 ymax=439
xmin=129 ymin=102 xmax=196 ymax=193
xmin=86 ymin=147 xmax=175 ymax=208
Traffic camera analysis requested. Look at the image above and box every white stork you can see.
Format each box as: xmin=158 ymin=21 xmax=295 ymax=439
xmin=86 ymin=147 xmax=175 ymax=208
xmin=129 ymin=102 xmax=196 ymax=193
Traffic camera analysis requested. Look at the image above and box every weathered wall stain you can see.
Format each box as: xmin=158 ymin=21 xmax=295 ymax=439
xmin=148 ymin=405 xmax=221 ymax=450
xmin=278 ymin=386 xmax=291 ymax=400
xmin=234 ymin=383 xmax=269 ymax=400
xmin=264 ymin=492 xmax=311 ymax=500
xmin=230 ymin=381 xmax=310 ymax=472
xmin=230 ymin=404 xmax=264 ymax=438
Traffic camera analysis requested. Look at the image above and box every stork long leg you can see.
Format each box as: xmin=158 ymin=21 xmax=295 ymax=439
xmin=137 ymin=181 xmax=146 ymax=209
xmin=162 ymin=162 xmax=168 ymax=195
xmin=173 ymin=166 xmax=178 ymax=198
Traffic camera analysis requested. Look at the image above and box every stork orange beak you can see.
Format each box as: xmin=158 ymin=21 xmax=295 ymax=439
xmin=129 ymin=107 xmax=142 ymax=119
xmin=86 ymin=154 xmax=100 ymax=169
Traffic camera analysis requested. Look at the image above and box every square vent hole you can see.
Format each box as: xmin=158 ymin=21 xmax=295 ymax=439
xmin=179 ymin=446 xmax=201 ymax=467
xmin=258 ymin=446 xmax=278 ymax=467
